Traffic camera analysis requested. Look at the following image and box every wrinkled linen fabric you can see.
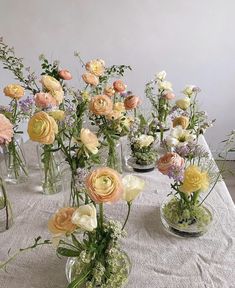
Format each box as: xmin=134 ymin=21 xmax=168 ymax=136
xmin=0 ymin=137 xmax=235 ymax=288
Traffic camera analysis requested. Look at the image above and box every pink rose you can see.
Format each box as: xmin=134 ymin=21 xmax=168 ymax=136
xmin=124 ymin=95 xmax=140 ymax=110
xmin=163 ymin=91 xmax=175 ymax=100
xmin=157 ymin=152 xmax=184 ymax=175
xmin=113 ymin=80 xmax=126 ymax=93
xmin=34 ymin=93 xmax=57 ymax=109
xmin=58 ymin=69 xmax=72 ymax=80
xmin=0 ymin=114 xmax=14 ymax=145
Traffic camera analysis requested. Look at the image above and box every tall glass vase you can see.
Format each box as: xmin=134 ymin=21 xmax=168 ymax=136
xmin=3 ymin=135 xmax=28 ymax=184
xmin=37 ymin=144 xmax=62 ymax=195
xmin=0 ymin=176 xmax=13 ymax=232
xmin=101 ymin=139 xmax=122 ymax=173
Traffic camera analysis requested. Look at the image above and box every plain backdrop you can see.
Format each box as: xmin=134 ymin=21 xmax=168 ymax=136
xmin=0 ymin=0 xmax=235 ymax=158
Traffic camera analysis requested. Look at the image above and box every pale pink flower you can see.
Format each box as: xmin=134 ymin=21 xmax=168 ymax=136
xmin=0 ymin=114 xmax=14 ymax=145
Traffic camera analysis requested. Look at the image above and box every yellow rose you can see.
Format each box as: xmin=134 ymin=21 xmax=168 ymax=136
xmin=80 ymin=128 xmax=100 ymax=154
xmin=3 ymin=84 xmax=24 ymax=100
xmin=28 ymin=111 xmax=58 ymax=144
xmin=180 ymin=165 xmax=209 ymax=194
xmin=173 ymin=116 xmax=189 ymax=129
xmin=85 ymin=59 xmax=105 ymax=76
xmin=176 ymin=98 xmax=190 ymax=110
xmin=113 ymin=102 xmax=125 ymax=113
xmin=49 ymin=110 xmax=65 ymax=121
xmin=41 ymin=75 xmax=62 ymax=92
xmin=48 ymin=207 xmax=77 ymax=234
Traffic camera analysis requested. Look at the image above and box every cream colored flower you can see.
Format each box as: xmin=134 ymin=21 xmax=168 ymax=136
xmin=50 ymin=88 xmax=64 ymax=105
xmin=122 ymin=175 xmax=145 ymax=203
xmin=106 ymin=110 xmax=122 ymax=120
xmin=156 ymin=71 xmax=166 ymax=81
xmin=72 ymin=203 xmax=97 ymax=232
xmin=158 ymin=81 xmax=173 ymax=91
xmin=182 ymin=85 xmax=196 ymax=97
xmin=89 ymin=95 xmax=113 ymax=116
xmin=49 ymin=110 xmax=65 ymax=121
xmin=176 ymin=98 xmax=190 ymax=110
xmin=85 ymin=59 xmax=105 ymax=76
xmin=41 ymin=75 xmax=62 ymax=92
xmin=173 ymin=116 xmax=189 ymax=129
xmin=80 ymin=128 xmax=99 ymax=154
xmin=136 ymin=134 xmax=154 ymax=148
xmin=82 ymin=72 xmax=99 ymax=86
xmin=104 ymin=86 xmax=115 ymax=97
xmin=166 ymin=126 xmax=195 ymax=147
xmin=113 ymin=102 xmax=125 ymax=113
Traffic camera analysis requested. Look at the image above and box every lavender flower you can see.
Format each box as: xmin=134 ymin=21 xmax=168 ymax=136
xmin=19 ymin=96 xmax=34 ymax=116
xmin=167 ymin=164 xmax=184 ymax=182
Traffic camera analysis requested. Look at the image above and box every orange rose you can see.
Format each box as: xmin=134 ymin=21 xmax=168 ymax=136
xmin=89 ymin=95 xmax=113 ymax=116
xmin=48 ymin=207 xmax=77 ymax=234
xmin=85 ymin=167 xmax=123 ymax=203
xmin=113 ymin=80 xmax=126 ymax=93
xmin=157 ymin=152 xmax=184 ymax=175
xmin=3 ymin=84 xmax=24 ymax=100
xmin=82 ymin=72 xmax=99 ymax=86
xmin=124 ymin=95 xmax=140 ymax=110
xmin=104 ymin=86 xmax=115 ymax=97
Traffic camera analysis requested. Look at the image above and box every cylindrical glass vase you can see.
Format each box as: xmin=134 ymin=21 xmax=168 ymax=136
xmin=0 ymin=176 xmax=13 ymax=232
xmin=3 ymin=135 xmax=28 ymax=184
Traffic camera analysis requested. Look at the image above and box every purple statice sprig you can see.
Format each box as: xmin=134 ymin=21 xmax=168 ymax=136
xmin=167 ymin=164 xmax=184 ymax=182
xmin=18 ymin=96 xmax=34 ymax=118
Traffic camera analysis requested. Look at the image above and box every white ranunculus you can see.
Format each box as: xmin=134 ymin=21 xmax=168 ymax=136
xmin=156 ymin=71 xmax=167 ymax=81
xmin=182 ymin=85 xmax=196 ymax=97
xmin=122 ymin=175 xmax=145 ymax=203
xmin=158 ymin=80 xmax=173 ymax=91
xmin=136 ymin=134 xmax=154 ymax=148
xmin=72 ymin=204 xmax=97 ymax=232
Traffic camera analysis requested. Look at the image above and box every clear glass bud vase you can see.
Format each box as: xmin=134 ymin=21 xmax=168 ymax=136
xmin=0 ymin=176 xmax=13 ymax=232
xmin=3 ymin=135 xmax=28 ymax=184
xmin=101 ymin=140 xmax=122 ymax=173
xmin=37 ymin=144 xmax=62 ymax=195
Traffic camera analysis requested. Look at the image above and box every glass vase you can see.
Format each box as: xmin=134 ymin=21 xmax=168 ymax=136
xmin=3 ymin=135 xmax=28 ymax=184
xmin=65 ymin=248 xmax=131 ymax=288
xmin=160 ymin=196 xmax=214 ymax=238
xmin=0 ymin=176 xmax=13 ymax=232
xmin=37 ymin=144 xmax=62 ymax=195
xmin=101 ymin=140 xmax=122 ymax=173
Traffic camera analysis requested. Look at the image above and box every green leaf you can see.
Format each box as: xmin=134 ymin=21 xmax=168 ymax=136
xmin=57 ymin=247 xmax=81 ymax=257
xmin=71 ymin=234 xmax=84 ymax=251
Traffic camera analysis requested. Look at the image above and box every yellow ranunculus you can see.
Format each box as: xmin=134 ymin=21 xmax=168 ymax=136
xmin=41 ymin=75 xmax=62 ymax=92
xmin=49 ymin=110 xmax=65 ymax=121
xmin=180 ymin=165 xmax=209 ymax=194
xmin=3 ymin=84 xmax=24 ymax=100
xmin=176 ymin=98 xmax=190 ymax=110
xmin=80 ymin=128 xmax=100 ymax=155
xmin=85 ymin=59 xmax=105 ymax=77
xmin=27 ymin=111 xmax=58 ymax=144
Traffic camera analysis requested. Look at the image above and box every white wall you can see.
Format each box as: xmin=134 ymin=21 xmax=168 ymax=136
xmin=0 ymin=0 xmax=235 ymax=157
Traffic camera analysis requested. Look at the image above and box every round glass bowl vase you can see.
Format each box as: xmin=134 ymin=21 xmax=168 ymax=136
xmin=160 ymin=196 xmax=214 ymax=238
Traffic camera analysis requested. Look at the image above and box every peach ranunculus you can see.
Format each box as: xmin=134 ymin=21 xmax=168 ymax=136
xmin=3 ymin=84 xmax=24 ymax=100
xmin=34 ymin=92 xmax=57 ymax=109
xmin=85 ymin=59 xmax=105 ymax=77
xmin=48 ymin=207 xmax=77 ymax=234
xmin=27 ymin=111 xmax=58 ymax=144
xmin=41 ymin=75 xmax=62 ymax=92
xmin=180 ymin=165 xmax=209 ymax=194
xmin=89 ymin=95 xmax=113 ymax=116
xmin=124 ymin=95 xmax=140 ymax=110
xmin=104 ymin=85 xmax=115 ymax=97
xmin=85 ymin=167 xmax=123 ymax=203
xmin=173 ymin=116 xmax=189 ymax=129
xmin=82 ymin=72 xmax=99 ymax=86
xmin=163 ymin=91 xmax=175 ymax=100
xmin=80 ymin=128 xmax=100 ymax=155
xmin=157 ymin=152 xmax=185 ymax=175
xmin=113 ymin=80 xmax=126 ymax=93
xmin=58 ymin=69 xmax=72 ymax=80
xmin=0 ymin=114 xmax=14 ymax=145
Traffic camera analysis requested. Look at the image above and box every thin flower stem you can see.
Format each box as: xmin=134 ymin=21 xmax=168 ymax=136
xmin=0 ymin=177 xmax=9 ymax=230
xmin=99 ymin=203 xmax=104 ymax=229
xmin=122 ymin=202 xmax=132 ymax=230
xmin=199 ymin=172 xmax=221 ymax=206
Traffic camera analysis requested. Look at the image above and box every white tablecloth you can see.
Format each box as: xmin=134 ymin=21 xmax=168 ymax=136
xmin=0 ymin=137 xmax=235 ymax=288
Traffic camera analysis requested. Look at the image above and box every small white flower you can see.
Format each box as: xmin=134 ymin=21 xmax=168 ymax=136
xmin=182 ymin=85 xmax=196 ymax=97
xmin=158 ymin=80 xmax=173 ymax=91
xmin=136 ymin=134 xmax=154 ymax=148
xmin=72 ymin=203 xmax=97 ymax=232
xmin=156 ymin=71 xmax=167 ymax=81
xmin=122 ymin=175 xmax=145 ymax=203
xmin=167 ymin=126 xmax=195 ymax=147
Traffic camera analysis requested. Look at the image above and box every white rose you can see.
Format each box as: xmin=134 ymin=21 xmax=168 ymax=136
xmin=72 ymin=204 xmax=97 ymax=232
xmin=156 ymin=71 xmax=166 ymax=81
xmin=136 ymin=134 xmax=154 ymax=148
xmin=122 ymin=175 xmax=145 ymax=203
xmin=182 ymin=85 xmax=196 ymax=97
xmin=158 ymin=81 xmax=173 ymax=91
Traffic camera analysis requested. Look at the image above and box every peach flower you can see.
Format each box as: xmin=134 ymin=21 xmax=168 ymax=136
xmin=113 ymin=80 xmax=126 ymax=93
xmin=0 ymin=114 xmax=13 ymax=145
xmin=124 ymin=95 xmax=140 ymax=110
xmin=3 ymin=84 xmax=24 ymax=100
xmin=80 ymin=128 xmax=100 ymax=155
xmin=34 ymin=92 xmax=57 ymax=108
xmin=89 ymin=95 xmax=113 ymax=116
xmin=85 ymin=59 xmax=105 ymax=77
xmin=157 ymin=152 xmax=184 ymax=175
xmin=48 ymin=207 xmax=77 ymax=234
xmin=113 ymin=102 xmax=125 ymax=113
xmin=85 ymin=167 xmax=123 ymax=203
xmin=104 ymin=86 xmax=115 ymax=97
xmin=82 ymin=72 xmax=99 ymax=86
xmin=163 ymin=91 xmax=175 ymax=100
xmin=41 ymin=75 xmax=62 ymax=92
xmin=58 ymin=69 xmax=72 ymax=80
xmin=50 ymin=88 xmax=64 ymax=105
xmin=173 ymin=116 xmax=189 ymax=129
